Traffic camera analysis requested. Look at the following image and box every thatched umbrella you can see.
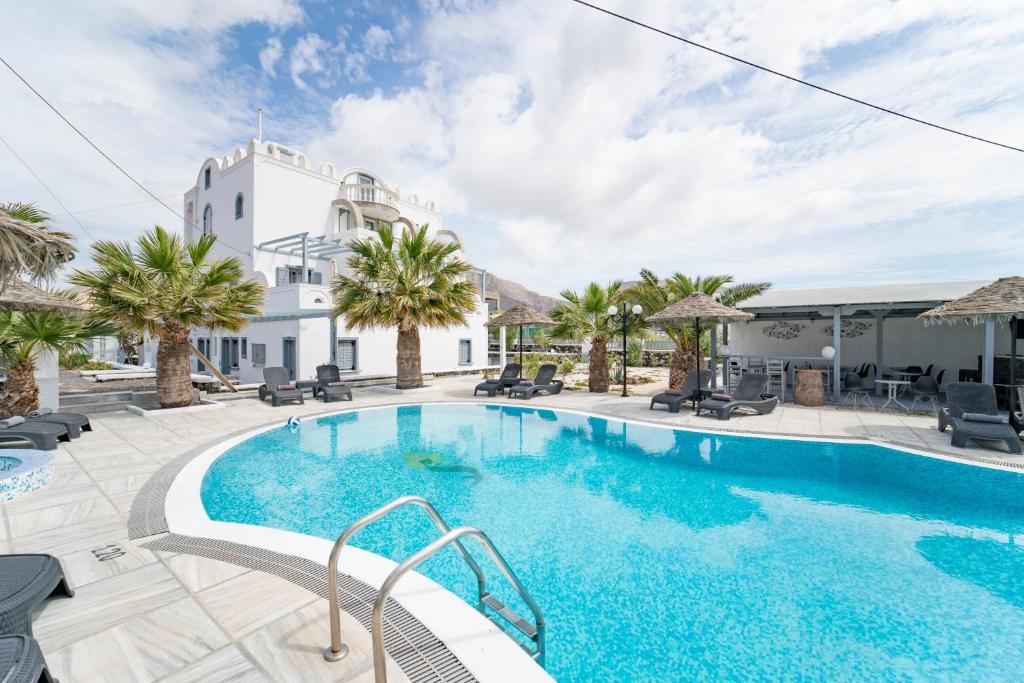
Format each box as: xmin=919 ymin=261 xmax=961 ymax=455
xmin=648 ymin=292 xmax=754 ymax=396
xmin=920 ymin=276 xmax=1024 ymax=426
xmin=0 ymin=204 xmax=76 ymax=287
xmin=0 ymin=278 xmax=85 ymax=313
xmin=486 ymin=304 xmax=555 ymax=380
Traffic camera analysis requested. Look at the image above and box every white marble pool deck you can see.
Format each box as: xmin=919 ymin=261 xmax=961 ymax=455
xmin=1 ymin=375 xmax=1021 ymax=682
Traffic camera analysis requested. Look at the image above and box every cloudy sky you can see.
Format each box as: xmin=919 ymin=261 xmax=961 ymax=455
xmin=2 ymin=0 xmax=1022 ymax=295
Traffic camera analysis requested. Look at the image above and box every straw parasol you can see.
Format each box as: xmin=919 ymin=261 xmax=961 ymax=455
xmin=648 ymin=292 xmax=754 ymax=394
xmin=0 ymin=278 xmax=86 ymax=313
xmin=920 ymin=276 xmax=1024 ymax=426
xmin=485 ymin=304 xmax=555 ymax=380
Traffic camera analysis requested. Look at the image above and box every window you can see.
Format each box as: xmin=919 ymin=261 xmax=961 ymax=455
xmin=251 ymin=343 xmax=266 ymax=366
xmin=240 ymin=337 xmax=247 ymax=359
xmin=202 ymin=204 xmax=213 ymax=235
xmin=459 ymin=339 xmax=472 ymax=365
xmin=234 ymin=193 xmax=244 ymax=219
xmin=337 ymin=339 xmax=357 ymax=371
xmin=204 ymin=167 xmax=211 ymax=189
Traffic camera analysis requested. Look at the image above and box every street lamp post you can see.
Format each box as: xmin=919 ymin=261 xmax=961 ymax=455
xmin=608 ymin=304 xmax=643 ymax=397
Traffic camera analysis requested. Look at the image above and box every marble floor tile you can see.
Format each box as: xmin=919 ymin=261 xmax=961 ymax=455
xmin=164 ymin=553 xmax=251 ymax=593
xmin=47 ymin=597 xmax=229 ymax=683
xmin=159 ymin=645 xmax=269 ymax=683
xmin=197 ymin=570 xmax=317 ymax=639
xmin=6 ymin=494 xmax=119 ymax=537
xmin=3 ymin=483 xmax=99 ymax=514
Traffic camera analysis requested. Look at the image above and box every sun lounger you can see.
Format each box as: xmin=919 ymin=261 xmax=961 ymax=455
xmin=316 ymin=364 xmax=353 ymax=403
xmin=0 ymin=554 xmax=74 ymax=637
xmin=0 ymin=418 xmax=69 ymax=451
xmin=938 ymin=382 xmax=1022 ymax=454
xmin=474 ymin=363 xmax=523 ymax=397
xmin=650 ymin=370 xmax=712 ymax=413
xmin=260 ymin=367 xmax=304 ymax=408
xmin=698 ymin=373 xmax=778 ymax=420
xmin=25 ymin=409 xmax=91 ymax=439
xmin=507 ymin=364 xmax=563 ymax=400
xmin=0 ymin=634 xmax=56 ymax=683
xmin=1013 ymin=386 xmax=1023 ymax=434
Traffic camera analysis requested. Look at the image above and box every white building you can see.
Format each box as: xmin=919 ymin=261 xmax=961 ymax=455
xmin=166 ymin=136 xmax=490 ymax=385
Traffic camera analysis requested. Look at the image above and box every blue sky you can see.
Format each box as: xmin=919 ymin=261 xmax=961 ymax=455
xmin=2 ymin=0 xmax=1023 ymax=295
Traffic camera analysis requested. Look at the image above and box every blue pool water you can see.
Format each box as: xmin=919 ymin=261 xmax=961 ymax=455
xmin=201 ymin=404 xmax=1024 ymax=681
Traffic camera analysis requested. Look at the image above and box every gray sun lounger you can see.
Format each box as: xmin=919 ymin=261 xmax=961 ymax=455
xmin=25 ymin=411 xmax=91 ymax=440
xmin=698 ymin=373 xmax=778 ymax=420
xmin=938 ymin=382 xmax=1022 ymax=454
xmin=650 ymin=370 xmax=712 ymax=413
xmin=0 ymin=634 xmax=56 ymax=683
xmin=507 ymin=364 xmax=563 ymax=400
xmin=1 ymin=554 xmax=74 ymax=637
xmin=1012 ymin=386 xmax=1023 ymax=434
xmin=474 ymin=363 xmax=523 ymax=397
xmin=316 ymin=364 xmax=353 ymax=403
xmin=0 ymin=420 xmax=69 ymax=451
xmin=260 ymin=367 xmax=305 ymax=408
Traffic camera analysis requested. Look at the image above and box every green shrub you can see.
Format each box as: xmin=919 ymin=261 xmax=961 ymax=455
xmin=626 ymin=340 xmax=644 ymax=366
xmin=557 ymin=358 xmax=576 ymax=376
xmin=59 ymin=352 xmax=92 ymax=369
xmin=79 ymin=360 xmax=113 ymax=370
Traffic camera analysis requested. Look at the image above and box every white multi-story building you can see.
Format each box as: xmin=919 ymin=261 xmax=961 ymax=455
xmin=170 ymin=136 xmax=490 ymax=385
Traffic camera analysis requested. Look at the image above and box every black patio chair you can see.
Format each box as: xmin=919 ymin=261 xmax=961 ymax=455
xmin=910 ymin=375 xmax=941 ymax=414
xmin=474 ymin=363 xmax=522 ymax=397
xmin=938 ymin=382 xmax=1021 ymax=454
xmin=842 ymin=372 xmax=874 ymax=410
xmin=507 ymin=364 xmax=563 ymax=400
xmin=260 ymin=367 xmax=304 ymax=407
xmin=698 ymin=373 xmax=778 ymax=420
xmin=1 ymin=554 xmax=74 ymax=637
xmin=650 ymin=370 xmax=713 ymax=413
xmin=0 ymin=635 xmax=56 ymax=683
xmin=316 ymin=364 xmax=353 ymax=403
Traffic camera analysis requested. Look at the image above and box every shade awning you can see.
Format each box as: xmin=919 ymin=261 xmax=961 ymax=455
xmin=485 ymin=304 xmax=554 ymax=327
xmin=0 ymin=278 xmax=86 ymax=313
xmin=647 ymin=292 xmax=754 ymax=324
xmin=919 ymin=276 xmax=1024 ymax=325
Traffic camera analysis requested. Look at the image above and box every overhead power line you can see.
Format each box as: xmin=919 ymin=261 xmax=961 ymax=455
xmin=0 ymin=55 xmax=251 ymax=257
xmin=567 ymin=0 xmax=1024 ymax=154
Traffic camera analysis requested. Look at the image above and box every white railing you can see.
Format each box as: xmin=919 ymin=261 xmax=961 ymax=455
xmin=342 ymin=183 xmax=398 ymax=207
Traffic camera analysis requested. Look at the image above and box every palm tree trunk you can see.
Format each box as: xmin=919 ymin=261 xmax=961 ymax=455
xmin=156 ymin=322 xmax=195 ymax=408
xmin=0 ymin=360 xmax=39 ymax=417
xmin=589 ymin=337 xmax=610 ymax=392
xmin=396 ymin=325 xmax=423 ymax=389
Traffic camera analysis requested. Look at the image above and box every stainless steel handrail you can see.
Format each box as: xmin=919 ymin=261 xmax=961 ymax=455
xmin=323 ymin=496 xmax=486 ymax=662
xmin=371 ymin=526 xmax=546 ymax=683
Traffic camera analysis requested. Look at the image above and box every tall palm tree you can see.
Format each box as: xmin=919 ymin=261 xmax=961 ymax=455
xmin=69 ymin=226 xmax=265 ymax=408
xmin=331 ymin=223 xmax=478 ymax=389
xmin=550 ymin=281 xmax=642 ymax=392
xmin=0 ymin=310 xmax=112 ymax=417
xmin=0 ymin=203 xmax=76 ymax=287
xmin=627 ymin=270 xmax=770 ymax=389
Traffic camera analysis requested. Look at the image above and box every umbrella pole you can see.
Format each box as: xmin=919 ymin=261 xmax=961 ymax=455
xmin=519 ymin=325 xmax=524 ymax=381
xmin=694 ymin=316 xmax=701 ymax=409
xmin=1011 ymin=317 xmax=1018 ymax=424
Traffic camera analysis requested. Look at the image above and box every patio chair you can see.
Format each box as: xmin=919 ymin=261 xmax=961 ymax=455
xmin=842 ymin=372 xmax=874 ymax=410
xmin=698 ymin=373 xmax=778 ymax=421
xmin=0 ymin=418 xmax=69 ymax=451
xmin=24 ymin=409 xmax=91 ymax=439
xmin=260 ymin=367 xmax=304 ymax=408
xmin=507 ymin=364 xmax=563 ymax=400
xmin=0 ymin=635 xmax=56 ymax=683
xmin=1013 ymin=386 xmax=1023 ymax=434
xmin=923 ymin=363 xmax=934 ymax=377
xmin=650 ymin=370 xmax=712 ymax=413
xmin=474 ymin=363 xmax=522 ymax=397
xmin=909 ymin=375 xmax=941 ymax=414
xmin=315 ymin=364 xmax=353 ymax=403
xmin=1 ymin=554 xmax=74 ymax=637
xmin=938 ymin=382 xmax=1021 ymax=454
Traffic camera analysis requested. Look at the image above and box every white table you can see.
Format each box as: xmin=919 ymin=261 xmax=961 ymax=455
xmin=875 ymin=379 xmax=911 ymax=411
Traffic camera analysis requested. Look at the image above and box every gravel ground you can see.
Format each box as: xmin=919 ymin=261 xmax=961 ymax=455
xmin=59 ymin=369 xmax=157 ymax=395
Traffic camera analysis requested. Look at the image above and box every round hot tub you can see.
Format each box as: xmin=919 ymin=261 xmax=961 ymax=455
xmin=0 ymin=449 xmax=54 ymax=502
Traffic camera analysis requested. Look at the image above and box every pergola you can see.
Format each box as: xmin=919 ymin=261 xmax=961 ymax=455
xmin=256 ymin=232 xmax=352 ymax=281
xmin=735 ymin=281 xmax=991 ymax=399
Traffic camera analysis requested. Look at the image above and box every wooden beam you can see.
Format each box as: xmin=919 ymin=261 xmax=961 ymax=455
xmin=189 ymin=342 xmax=238 ymax=392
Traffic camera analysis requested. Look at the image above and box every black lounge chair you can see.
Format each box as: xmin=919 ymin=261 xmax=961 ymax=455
xmin=698 ymin=373 xmax=778 ymax=420
xmin=474 ymin=363 xmax=522 ymax=397
xmin=315 ymin=364 xmax=353 ymax=403
xmin=1 ymin=554 xmax=74 ymax=637
xmin=938 ymin=382 xmax=1022 ymax=454
xmin=25 ymin=410 xmax=91 ymax=440
xmin=842 ymin=372 xmax=874 ymax=410
xmin=259 ymin=367 xmax=304 ymax=408
xmin=650 ymin=370 xmax=712 ymax=413
xmin=0 ymin=419 xmax=69 ymax=451
xmin=1013 ymin=386 xmax=1023 ymax=434
xmin=507 ymin=364 xmax=563 ymax=400
xmin=0 ymin=635 xmax=56 ymax=683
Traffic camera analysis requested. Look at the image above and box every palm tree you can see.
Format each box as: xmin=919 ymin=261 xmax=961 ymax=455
xmin=0 ymin=310 xmax=112 ymax=417
xmin=0 ymin=203 xmax=76 ymax=286
xmin=550 ymin=281 xmax=642 ymax=392
xmin=627 ymin=270 xmax=770 ymax=389
xmin=69 ymin=226 xmax=265 ymax=408
xmin=331 ymin=223 xmax=478 ymax=389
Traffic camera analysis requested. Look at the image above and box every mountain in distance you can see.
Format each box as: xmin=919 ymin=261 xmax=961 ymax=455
xmin=482 ymin=271 xmax=561 ymax=312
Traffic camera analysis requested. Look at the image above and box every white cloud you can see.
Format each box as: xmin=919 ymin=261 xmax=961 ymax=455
xmin=259 ymin=37 xmax=284 ymax=76
xmin=363 ymin=25 xmax=394 ymax=60
xmin=289 ymin=33 xmax=330 ymax=90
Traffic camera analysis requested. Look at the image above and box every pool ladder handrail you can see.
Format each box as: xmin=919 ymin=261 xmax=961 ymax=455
xmin=323 ymin=495 xmax=546 ymax=680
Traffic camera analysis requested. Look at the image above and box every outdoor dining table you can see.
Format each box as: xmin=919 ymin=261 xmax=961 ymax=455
xmin=875 ymin=379 xmax=911 ymax=411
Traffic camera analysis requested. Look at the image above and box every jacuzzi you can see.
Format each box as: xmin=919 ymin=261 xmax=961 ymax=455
xmin=0 ymin=449 xmax=54 ymax=502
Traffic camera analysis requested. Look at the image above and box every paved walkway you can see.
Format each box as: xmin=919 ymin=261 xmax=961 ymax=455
xmin=2 ymin=376 xmax=1021 ymax=682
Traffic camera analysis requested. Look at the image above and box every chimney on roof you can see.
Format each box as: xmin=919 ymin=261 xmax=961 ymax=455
xmin=257 ymin=108 xmax=263 ymax=143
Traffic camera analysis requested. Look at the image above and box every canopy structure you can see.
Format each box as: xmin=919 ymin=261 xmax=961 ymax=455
xmin=920 ymin=277 xmax=1024 ymax=428
xmin=486 ymin=304 xmax=555 ymax=380
xmin=0 ymin=278 xmax=85 ymax=313
xmin=649 ymin=293 xmax=753 ymax=394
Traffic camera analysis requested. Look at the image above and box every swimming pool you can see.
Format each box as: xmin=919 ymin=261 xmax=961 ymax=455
xmin=201 ymin=403 xmax=1024 ymax=681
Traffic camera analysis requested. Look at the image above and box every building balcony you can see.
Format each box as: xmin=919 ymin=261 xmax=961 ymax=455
xmin=340 ymin=183 xmax=400 ymax=222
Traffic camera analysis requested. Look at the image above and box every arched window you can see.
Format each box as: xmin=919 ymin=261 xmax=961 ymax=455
xmin=202 ymin=204 xmax=213 ymax=235
xmin=204 ymin=167 xmax=211 ymax=189
xmin=234 ymin=193 xmax=244 ymax=220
